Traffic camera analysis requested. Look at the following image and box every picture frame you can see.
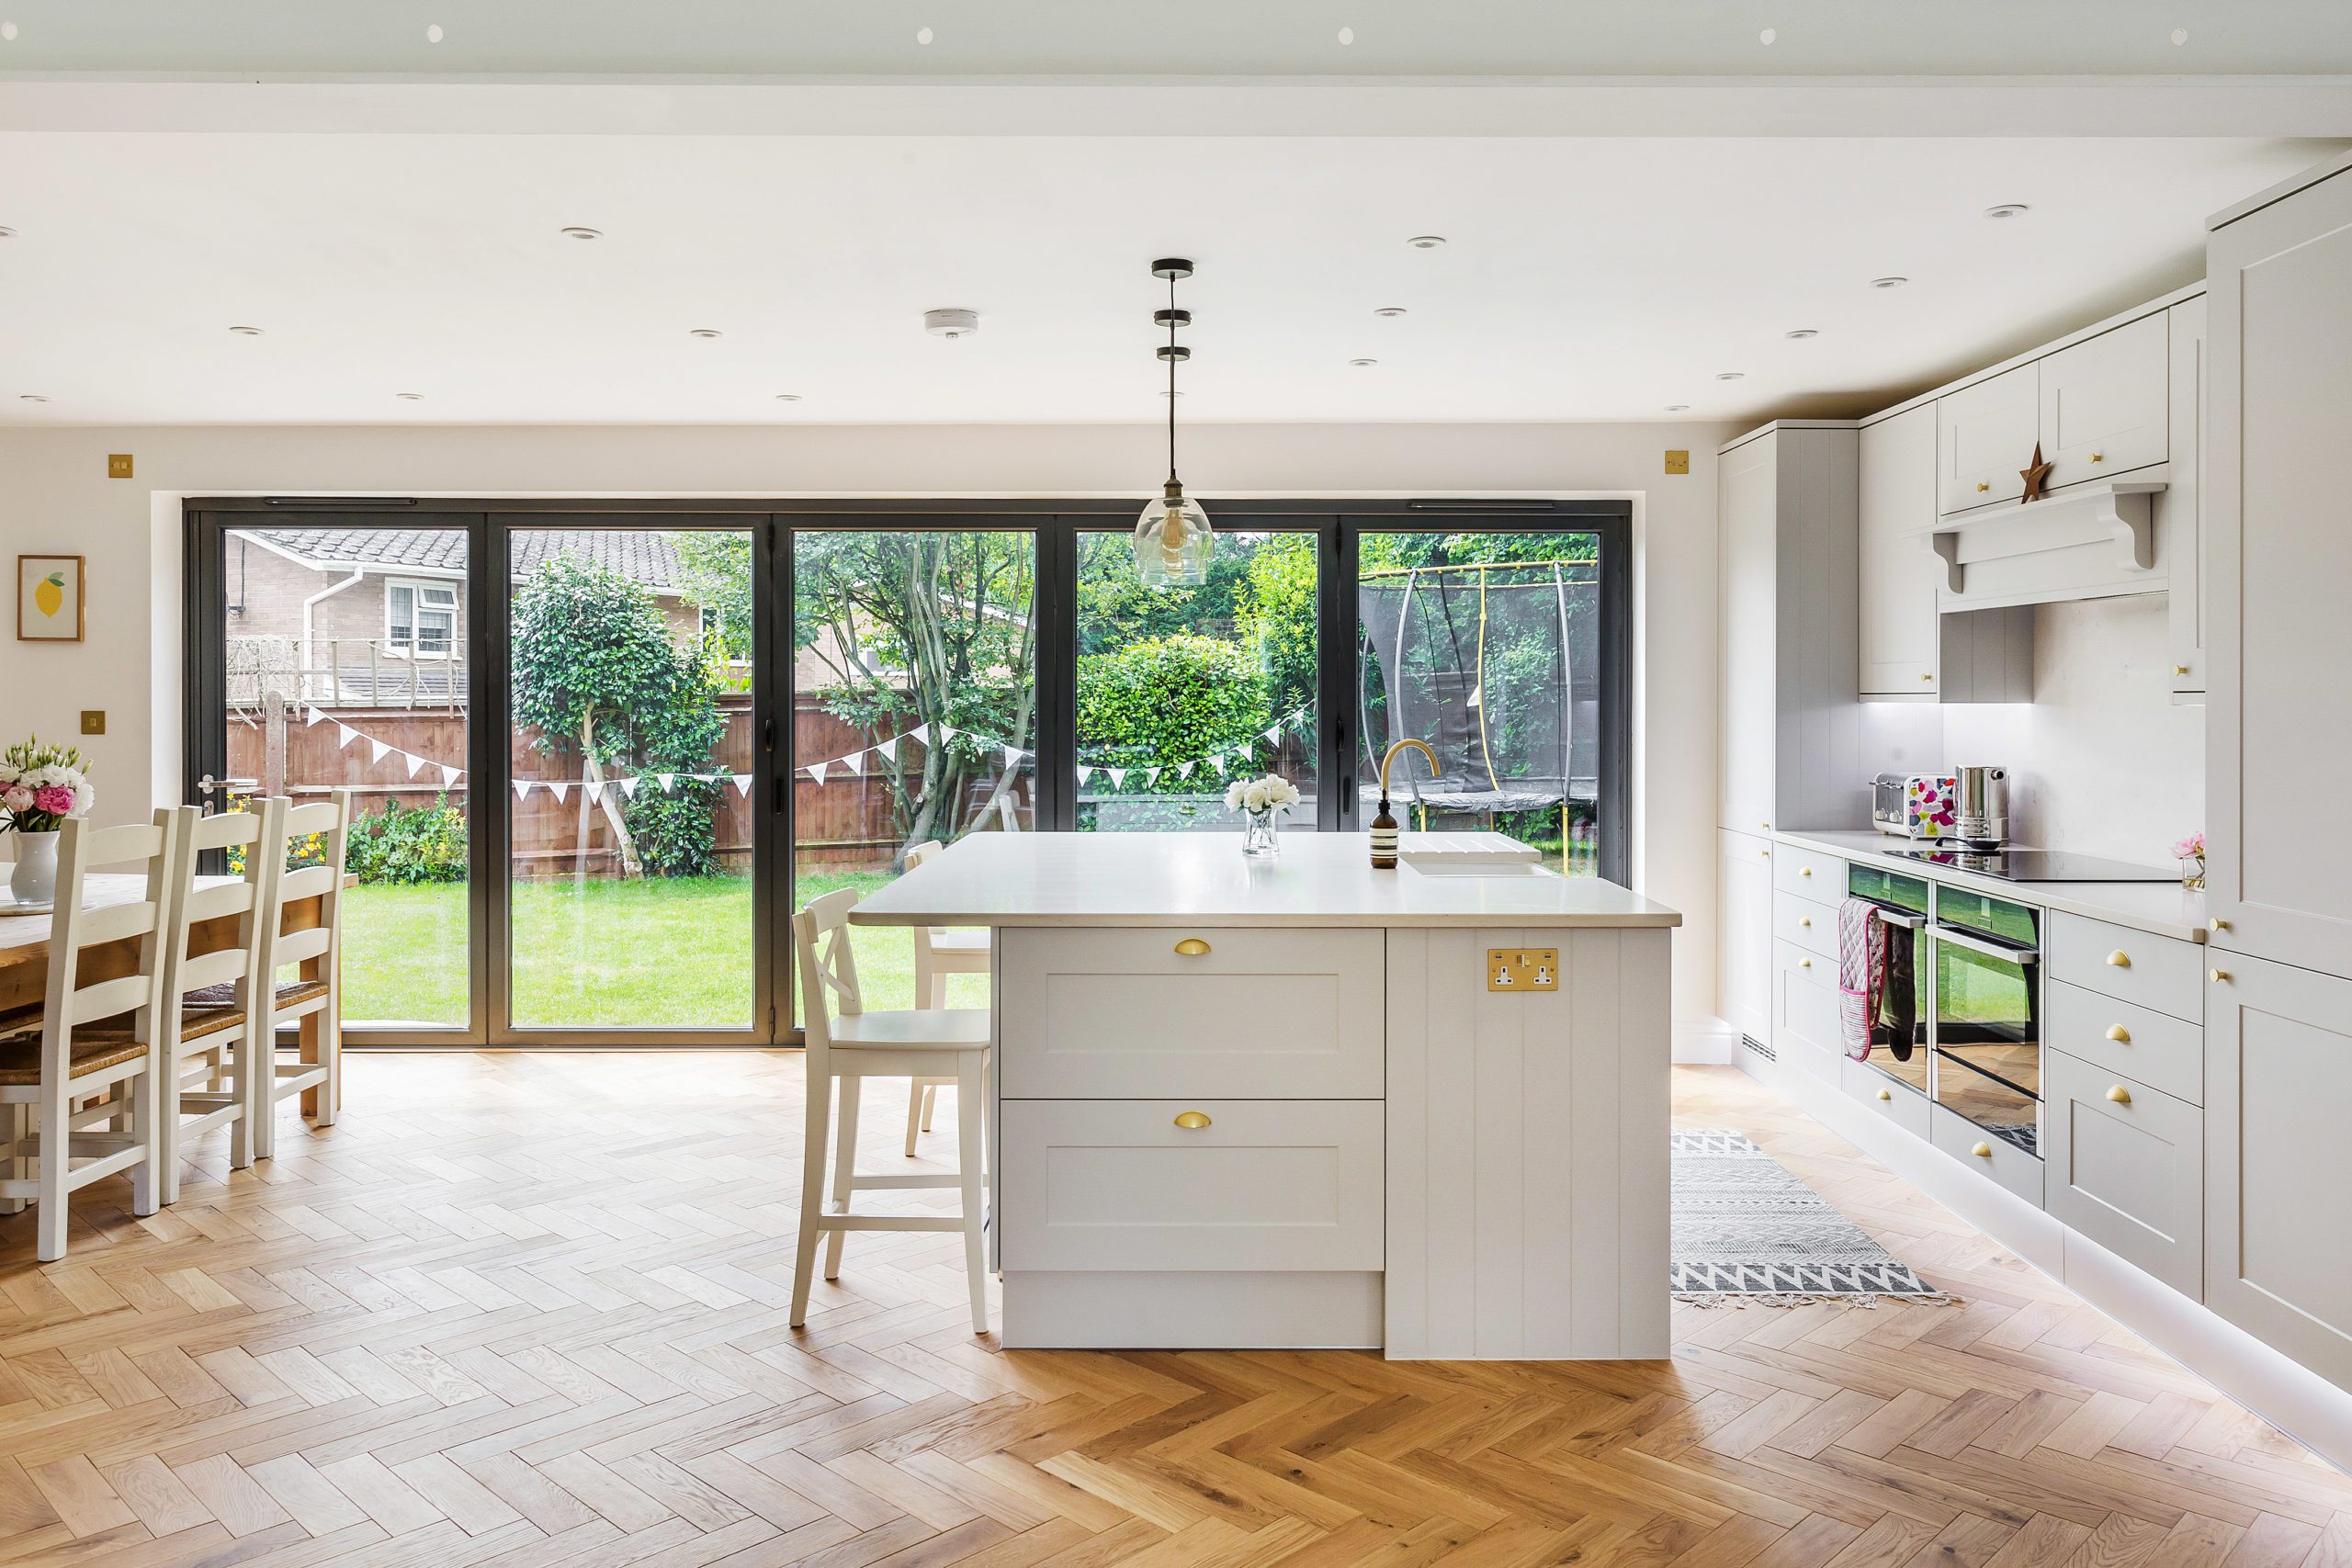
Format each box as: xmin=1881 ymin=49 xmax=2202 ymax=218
xmin=17 ymin=554 xmax=85 ymax=642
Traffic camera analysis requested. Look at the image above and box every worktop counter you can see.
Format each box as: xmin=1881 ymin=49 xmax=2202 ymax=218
xmin=1777 ymin=829 xmax=2208 ymax=942
xmin=849 ymin=831 xmax=1681 ymax=931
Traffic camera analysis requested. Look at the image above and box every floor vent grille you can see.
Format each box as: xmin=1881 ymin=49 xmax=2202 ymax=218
xmin=1741 ymin=1032 xmax=1775 ymax=1062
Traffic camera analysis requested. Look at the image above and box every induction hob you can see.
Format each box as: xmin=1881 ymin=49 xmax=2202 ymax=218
xmin=1890 ymin=846 xmax=2177 ymax=883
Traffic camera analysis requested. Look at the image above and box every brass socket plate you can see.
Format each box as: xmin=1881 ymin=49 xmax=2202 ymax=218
xmin=1487 ymin=948 xmax=1559 ymax=992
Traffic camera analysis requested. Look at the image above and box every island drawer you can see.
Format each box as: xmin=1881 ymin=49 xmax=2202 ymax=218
xmin=2047 ymin=913 xmax=2203 ymax=1024
xmin=1774 ymin=890 xmax=1840 ymax=960
xmin=999 ymin=1099 xmax=1384 ymax=1272
xmin=997 ymin=928 xmax=1384 ymax=1099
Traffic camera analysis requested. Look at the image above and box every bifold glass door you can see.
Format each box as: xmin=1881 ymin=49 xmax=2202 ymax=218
xmin=188 ymin=500 xmax=1630 ymax=1045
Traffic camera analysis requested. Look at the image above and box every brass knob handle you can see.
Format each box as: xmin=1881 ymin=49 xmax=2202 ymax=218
xmin=1174 ymin=938 xmax=1211 ymax=957
xmin=2175 ymin=666 xmax=2191 ymax=676
xmin=2107 ymin=950 xmax=2132 ymax=968
xmin=2211 ymin=968 xmax=2231 ymax=982
xmin=1923 ymin=672 xmax=1934 ymax=681
xmin=1173 ymin=1111 xmax=1212 ymax=1130
xmin=2107 ymin=1024 xmax=2131 ymax=1043
xmin=1800 ymin=867 xmax=1813 ymax=877
xmin=1759 ymin=821 xmax=1770 ymax=829
xmin=1976 ymin=482 xmax=1991 ymax=492
xmin=1800 ymin=958 xmax=1813 ymax=969
xmin=2106 ymin=1085 xmax=2132 ymax=1104
xmin=1877 ymin=1088 xmax=1892 ymax=1101
xmin=2210 ymin=918 xmax=2229 ymax=932
xmin=1972 ymin=1141 xmax=1993 ymax=1158
xmin=1761 ymin=850 xmax=1770 ymax=858
xmin=2090 ymin=452 xmax=2105 ymax=463
xmin=1799 ymin=917 xmax=1813 ymax=928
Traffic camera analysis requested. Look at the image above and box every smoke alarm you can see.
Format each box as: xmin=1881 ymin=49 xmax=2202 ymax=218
xmin=924 ymin=308 xmax=980 ymax=339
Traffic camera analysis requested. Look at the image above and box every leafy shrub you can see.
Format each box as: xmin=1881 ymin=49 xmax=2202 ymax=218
xmin=345 ymin=794 xmax=469 ymax=886
xmin=623 ymin=782 xmax=724 ymax=879
xmin=1076 ymin=634 xmax=1272 ymax=785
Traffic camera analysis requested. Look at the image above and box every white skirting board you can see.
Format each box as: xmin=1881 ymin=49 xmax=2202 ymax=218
xmin=1675 ymin=1014 xmax=1740 ymax=1065
xmin=1386 ymin=926 xmax=1674 ymax=1360
xmin=999 ymin=1271 xmax=1382 ymax=1349
xmin=1743 ymin=1052 xmax=2352 ymax=1475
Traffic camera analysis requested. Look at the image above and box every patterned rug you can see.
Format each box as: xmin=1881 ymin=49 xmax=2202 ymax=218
xmin=1671 ymin=1129 xmax=1955 ymax=1306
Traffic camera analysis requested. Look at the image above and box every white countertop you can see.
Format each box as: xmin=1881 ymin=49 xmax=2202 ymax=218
xmin=1777 ymin=829 xmax=2209 ymax=943
xmin=849 ymin=832 xmax=1681 ymax=930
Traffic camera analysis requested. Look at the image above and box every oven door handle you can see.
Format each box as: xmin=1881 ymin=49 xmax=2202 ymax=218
xmin=1930 ymin=924 xmax=2039 ymax=964
xmin=1872 ymin=909 xmax=1927 ymax=930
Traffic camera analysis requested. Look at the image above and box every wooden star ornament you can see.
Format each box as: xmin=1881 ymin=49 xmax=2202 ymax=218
xmin=2019 ymin=442 xmax=2053 ymax=502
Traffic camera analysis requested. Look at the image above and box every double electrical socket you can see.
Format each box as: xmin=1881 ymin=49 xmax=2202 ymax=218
xmin=1486 ymin=948 xmax=1559 ymax=992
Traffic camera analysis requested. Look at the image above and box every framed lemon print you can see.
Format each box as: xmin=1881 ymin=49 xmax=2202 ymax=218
xmin=17 ymin=555 xmax=84 ymax=642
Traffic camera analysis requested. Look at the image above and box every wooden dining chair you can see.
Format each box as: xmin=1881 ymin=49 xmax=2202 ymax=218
xmin=900 ymin=839 xmax=990 ymax=1155
xmin=250 ymin=790 xmax=353 ymax=1161
xmin=790 ymin=886 xmax=992 ymax=1334
xmin=152 ymin=797 xmax=286 ymax=1204
xmin=0 ymin=812 xmax=180 ymax=1260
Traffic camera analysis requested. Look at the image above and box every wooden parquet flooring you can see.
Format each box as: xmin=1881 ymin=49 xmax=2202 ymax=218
xmin=3 ymin=1055 xmax=2349 ymax=1568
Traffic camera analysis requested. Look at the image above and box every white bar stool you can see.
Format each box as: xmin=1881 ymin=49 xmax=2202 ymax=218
xmin=899 ymin=840 xmax=992 ymax=1155
xmin=152 ymin=797 xmax=286 ymax=1204
xmin=250 ymin=790 xmax=353 ymax=1160
xmin=790 ymin=887 xmax=991 ymax=1334
xmin=0 ymin=812 xmax=180 ymax=1260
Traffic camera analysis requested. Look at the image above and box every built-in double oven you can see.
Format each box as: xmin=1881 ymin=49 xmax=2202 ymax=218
xmin=1848 ymin=863 xmax=2043 ymax=1156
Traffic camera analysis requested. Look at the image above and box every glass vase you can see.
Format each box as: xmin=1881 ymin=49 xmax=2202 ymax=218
xmin=1241 ymin=807 xmax=1283 ymax=859
xmin=2181 ymin=855 xmax=2206 ymax=891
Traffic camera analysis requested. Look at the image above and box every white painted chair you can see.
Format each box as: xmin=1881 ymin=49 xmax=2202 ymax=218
xmin=152 ymin=798 xmax=285 ymax=1205
xmin=0 ymin=813 xmax=179 ymax=1260
xmin=250 ymin=790 xmax=353 ymax=1161
xmin=900 ymin=839 xmax=990 ymax=1155
xmin=790 ymin=886 xmax=991 ymax=1334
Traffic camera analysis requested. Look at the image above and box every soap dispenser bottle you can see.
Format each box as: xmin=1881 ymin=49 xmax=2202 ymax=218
xmin=1370 ymin=739 xmax=1439 ymax=868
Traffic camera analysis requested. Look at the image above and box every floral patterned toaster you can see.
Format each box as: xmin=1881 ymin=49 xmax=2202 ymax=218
xmin=1871 ymin=773 xmax=1959 ymax=838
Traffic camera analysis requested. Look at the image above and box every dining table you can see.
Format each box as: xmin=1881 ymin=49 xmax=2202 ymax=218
xmin=1 ymin=872 xmax=346 ymax=1113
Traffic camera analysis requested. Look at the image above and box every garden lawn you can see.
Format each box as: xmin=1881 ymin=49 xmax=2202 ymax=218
xmin=338 ymin=868 xmax=986 ymax=1032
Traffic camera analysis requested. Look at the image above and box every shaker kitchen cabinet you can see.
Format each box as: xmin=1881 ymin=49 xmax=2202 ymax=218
xmin=1938 ymin=362 xmax=2039 ymax=513
xmin=2205 ymin=954 xmax=2352 ymax=1392
xmin=2165 ymin=298 xmax=2208 ymax=700
xmin=1859 ymin=403 xmax=1939 ymax=696
xmin=1717 ymin=830 xmax=1772 ymax=1048
xmin=1718 ymin=430 xmax=1780 ymax=836
xmin=2035 ymin=310 xmax=2170 ymax=495
xmin=2206 ymin=152 xmax=2352 ymax=981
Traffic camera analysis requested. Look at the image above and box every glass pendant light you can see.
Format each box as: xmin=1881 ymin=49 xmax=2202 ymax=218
xmin=1136 ymin=257 xmax=1213 ymax=586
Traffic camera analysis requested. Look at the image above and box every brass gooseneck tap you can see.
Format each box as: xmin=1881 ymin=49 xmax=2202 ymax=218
xmin=1370 ymin=739 xmax=1439 ymax=868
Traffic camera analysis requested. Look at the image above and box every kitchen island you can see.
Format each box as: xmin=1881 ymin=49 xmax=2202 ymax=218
xmin=851 ymin=832 xmax=1681 ymax=1359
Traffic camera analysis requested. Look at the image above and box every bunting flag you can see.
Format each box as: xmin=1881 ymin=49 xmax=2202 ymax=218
xmin=336 ymin=724 xmax=359 ymax=750
xmin=304 ymin=705 xmax=329 ymax=728
xmin=405 ymin=751 xmax=429 ymax=779
xmin=1002 ymin=743 xmax=1023 ymax=767
xmin=1076 ymin=764 xmax=1094 ymax=785
xmin=803 ymin=760 xmax=829 ymax=785
xmin=368 ymin=738 xmax=393 ymax=764
xmin=513 ymin=780 xmax=532 ymax=801
xmin=733 ymin=773 xmax=753 ymax=797
xmin=1178 ymin=761 xmax=1195 ymax=781
xmin=548 ymin=782 xmax=571 ymax=804
xmin=438 ymin=763 xmax=462 ymax=788
xmin=1105 ymin=767 xmax=1126 ymax=788
xmin=1144 ymin=767 xmax=1161 ymax=788
xmin=872 ymin=738 xmax=898 ymax=764
xmin=656 ymin=773 xmax=677 ymax=793
xmin=621 ymin=777 xmax=642 ymax=798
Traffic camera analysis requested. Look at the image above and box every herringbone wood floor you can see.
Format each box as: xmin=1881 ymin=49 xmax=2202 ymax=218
xmin=3 ymin=1057 xmax=2348 ymax=1568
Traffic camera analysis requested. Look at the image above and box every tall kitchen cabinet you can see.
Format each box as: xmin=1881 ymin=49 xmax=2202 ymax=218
xmin=2204 ymin=151 xmax=2352 ymax=1393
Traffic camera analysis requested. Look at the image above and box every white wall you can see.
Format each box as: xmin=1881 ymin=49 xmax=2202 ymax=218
xmin=0 ymin=418 xmax=1736 ymax=1025
xmin=1939 ymin=593 xmax=2204 ymax=866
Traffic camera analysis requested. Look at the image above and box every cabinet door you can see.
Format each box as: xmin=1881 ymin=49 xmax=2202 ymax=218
xmin=2206 ymin=955 xmax=2352 ymax=1390
xmin=2166 ymin=299 xmax=2207 ymax=699
xmin=2207 ymin=170 xmax=2352 ymax=979
xmin=1859 ymin=405 xmax=1939 ymax=695
xmin=1771 ymin=938 xmax=1839 ymax=1081
xmin=1938 ymin=363 xmax=2039 ymax=513
xmin=2046 ymin=1049 xmax=2202 ymax=1298
xmin=1718 ymin=435 xmax=1779 ymax=833
xmin=1717 ymin=830 xmax=1772 ymax=1044
xmin=2037 ymin=311 xmax=2170 ymax=493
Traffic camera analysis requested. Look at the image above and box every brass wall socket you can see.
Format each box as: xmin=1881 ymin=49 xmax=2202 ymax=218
xmin=79 ymin=710 xmax=105 ymax=735
xmin=1487 ymin=948 xmax=1559 ymax=992
xmin=1663 ymin=449 xmax=1690 ymax=475
xmin=107 ymin=453 xmax=134 ymax=479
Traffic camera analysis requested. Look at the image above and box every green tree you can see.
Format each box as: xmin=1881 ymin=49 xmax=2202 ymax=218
xmin=1235 ymin=533 xmax=1317 ymax=723
xmin=510 ymin=555 xmax=725 ymax=883
xmin=1076 ymin=634 xmax=1272 ymax=784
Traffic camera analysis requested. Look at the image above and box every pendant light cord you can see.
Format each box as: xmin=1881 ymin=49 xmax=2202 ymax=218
xmin=1166 ymin=271 xmax=1179 ymax=488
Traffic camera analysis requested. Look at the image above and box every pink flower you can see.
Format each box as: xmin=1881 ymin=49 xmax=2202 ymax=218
xmin=1 ymin=784 xmax=29 ymax=814
xmin=2169 ymin=832 xmax=2205 ymax=861
xmin=30 ymin=785 xmax=75 ymax=817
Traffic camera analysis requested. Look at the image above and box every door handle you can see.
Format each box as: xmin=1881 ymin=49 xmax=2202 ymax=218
xmin=762 ymin=716 xmax=776 ymax=752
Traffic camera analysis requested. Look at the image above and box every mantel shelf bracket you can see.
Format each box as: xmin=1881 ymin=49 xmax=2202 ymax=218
xmin=1923 ymin=480 xmax=2163 ymax=598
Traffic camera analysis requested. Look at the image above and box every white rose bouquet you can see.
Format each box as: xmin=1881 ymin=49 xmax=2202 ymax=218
xmin=1225 ymin=773 xmax=1301 ymax=817
xmin=0 ymin=737 xmax=96 ymax=834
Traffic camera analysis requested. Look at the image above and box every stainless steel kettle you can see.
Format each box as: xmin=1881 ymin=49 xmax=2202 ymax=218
xmin=1953 ymin=765 xmax=2010 ymax=847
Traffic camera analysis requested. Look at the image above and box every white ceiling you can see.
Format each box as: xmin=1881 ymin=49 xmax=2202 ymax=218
xmin=3 ymin=0 xmax=2350 ymax=77
xmin=0 ymin=132 xmax=2335 ymax=427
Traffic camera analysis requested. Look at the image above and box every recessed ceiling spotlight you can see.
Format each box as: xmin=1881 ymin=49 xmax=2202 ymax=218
xmin=915 ymin=26 xmax=933 ymax=44
xmin=924 ymin=308 xmax=980 ymax=338
xmin=1374 ymin=306 xmax=1408 ymax=318
xmin=2171 ymin=27 xmax=2188 ymax=44
xmin=560 ymin=226 xmax=602 ymax=241
xmin=424 ymin=23 xmax=443 ymax=43
xmin=18 ymin=393 xmax=47 ymax=402
xmin=1407 ymin=235 xmax=1447 ymax=249
xmin=1870 ymin=276 xmax=1908 ymax=289
xmin=775 ymin=393 xmax=802 ymax=401
xmin=1349 ymin=358 xmax=1379 ymax=368
xmin=1758 ymin=27 xmax=1777 ymax=44
xmin=1784 ymin=328 xmax=1818 ymax=339
xmin=688 ymin=328 xmax=724 ymax=339
xmin=1337 ymin=26 xmax=1354 ymax=44
xmin=1664 ymin=404 xmax=1690 ymax=412
xmin=1983 ymin=203 xmax=2030 ymax=220
xmin=395 ymin=392 xmax=425 ymax=401
xmin=1714 ymin=372 xmax=1745 ymax=381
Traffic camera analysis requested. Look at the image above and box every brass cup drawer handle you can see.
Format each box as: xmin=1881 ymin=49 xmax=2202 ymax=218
xmin=2106 ymin=950 xmax=2132 ymax=968
xmin=1972 ymin=1141 xmax=1994 ymax=1158
xmin=1173 ymin=1111 xmax=1212 ymax=1130
xmin=1876 ymin=1088 xmax=1892 ymax=1101
xmin=2106 ymin=1024 xmax=2131 ymax=1043
xmin=2106 ymin=1085 xmax=2132 ymax=1105
xmin=1174 ymin=938 xmax=1212 ymax=957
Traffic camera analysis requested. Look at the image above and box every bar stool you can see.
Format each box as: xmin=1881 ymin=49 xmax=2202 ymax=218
xmin=152 ymin=798 xmax=284 ymax=1205
xmin=0 ymin=812 xmax=180 ymax=1260
xmin=249 ymin=791 xmax=353 ymax=1160
xmin=790 ymin=887 xmax=991 ymax=1334
xmin=900 ymin=839 xmax=990 ymax=1156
